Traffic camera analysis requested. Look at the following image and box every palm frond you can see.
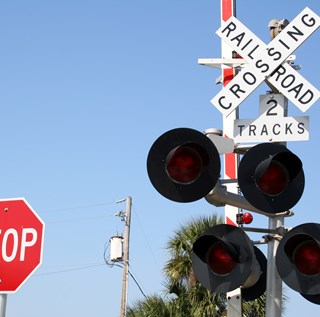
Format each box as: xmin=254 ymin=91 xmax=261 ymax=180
xmin=127 ymin=214 xmax=281 ymax=317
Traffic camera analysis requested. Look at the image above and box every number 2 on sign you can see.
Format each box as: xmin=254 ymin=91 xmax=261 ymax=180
xmin=260 ymin=94 xmax=286 ymax=118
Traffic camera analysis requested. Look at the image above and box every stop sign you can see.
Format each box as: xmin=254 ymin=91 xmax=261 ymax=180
xmin=0 ymin=198 xmax=44 ymax=293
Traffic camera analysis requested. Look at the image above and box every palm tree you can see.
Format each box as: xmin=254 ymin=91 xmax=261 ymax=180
xmin=126 ymin=294 xmax=177 ymax=317
xmin=164 ymin=214 xmax=224 ymax=286
xmin=128 ymin=214 xmax=227 ymax=316
xmin=128 ymin=213 xmax=269 ymax=316
xmin=164 ymin=214 xmax=269 ymax=317
xmin=163 ymin=214 xmax=227 ymax=317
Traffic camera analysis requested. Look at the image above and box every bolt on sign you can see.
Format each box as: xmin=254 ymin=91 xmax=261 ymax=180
xmin=211 ymin=7 xmax=320 ymax=116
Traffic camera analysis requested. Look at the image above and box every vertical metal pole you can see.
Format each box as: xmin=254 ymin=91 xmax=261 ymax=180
xmin=119 ymin=196 xmax=132 ymax=317
xmin=0 ymin=294 xmax=7 ymax=317
xmin=265 ymin=96 xmax=287 ymax=317
xmin=266 ymin=216 xmax=283 ymax=317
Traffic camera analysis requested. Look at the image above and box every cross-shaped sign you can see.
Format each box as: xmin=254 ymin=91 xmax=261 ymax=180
xmin=211 ymin=7 xmax=320 ymax=117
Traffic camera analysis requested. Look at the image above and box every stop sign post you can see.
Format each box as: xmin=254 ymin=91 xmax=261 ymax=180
xmin=0 ymin=198 xmax=44 ymax=293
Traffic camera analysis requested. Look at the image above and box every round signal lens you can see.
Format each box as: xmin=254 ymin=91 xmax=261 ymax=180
xmin=256 ymin=161 xmax=289 ymax=195
xmin=207 ymin=242 xmax=236 ymax=275
xmin=293 ymin=240 xmax=320 ymax=275
xmin=166 ymin=145 xmax=203 ymax=184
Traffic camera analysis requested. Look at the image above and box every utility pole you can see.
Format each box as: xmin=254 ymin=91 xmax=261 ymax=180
xmin=119 ymin=196 xmax=132 ymax=317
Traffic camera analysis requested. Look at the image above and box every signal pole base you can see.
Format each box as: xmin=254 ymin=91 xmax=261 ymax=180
xmin=227 ymin=289 xmax=242 ymax=317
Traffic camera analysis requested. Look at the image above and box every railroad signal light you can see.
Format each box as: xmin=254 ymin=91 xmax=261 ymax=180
xmin=276 ymin=223 xmax=320 ymax=304
xmin=147 ymin=128 xmax=221 ymax=202
xmin=236 ymin=212 xmax=253 ymax=225
xmin=238 ymin=143 xmax=304 ymax=214
xmin=192 ymin=224 xmax=267 ymax=301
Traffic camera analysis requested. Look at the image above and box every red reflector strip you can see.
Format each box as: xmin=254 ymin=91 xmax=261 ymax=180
xmin=222 ymin=0 xmax=234 ymax=22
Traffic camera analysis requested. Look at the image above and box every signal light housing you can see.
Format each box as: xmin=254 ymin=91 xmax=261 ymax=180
xmin=147 ymin=128 xmax=221 ymax=202
xmin=192 ymin=224 xmax=266 ymax=301
xmin=238 ymin=143 xmax=304 ymax=214
xmin=276 ymin=223 xmax=320 ymax=303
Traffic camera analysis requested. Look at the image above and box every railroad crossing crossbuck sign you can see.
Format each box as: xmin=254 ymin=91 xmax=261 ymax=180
xmin=211 ymin=7 xmax=320 ymax=116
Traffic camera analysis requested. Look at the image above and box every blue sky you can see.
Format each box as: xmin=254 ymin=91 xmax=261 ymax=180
xmin=0 ymin=0 xmax=320 ymax=316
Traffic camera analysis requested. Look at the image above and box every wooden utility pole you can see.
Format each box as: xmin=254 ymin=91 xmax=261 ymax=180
xmin=119 ymin=196 xmax=132 ymax=317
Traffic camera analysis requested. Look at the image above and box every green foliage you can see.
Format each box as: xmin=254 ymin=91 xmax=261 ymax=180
xmin=127 ymin=213 xmax=271 ymax=317
xmin=126 ymin=295 xmax=175 ymax=317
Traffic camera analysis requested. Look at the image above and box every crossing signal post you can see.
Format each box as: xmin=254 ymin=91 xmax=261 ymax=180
xmin=146 ymin=2 xmax=320 ymax=316
xmin=146 ymin=127 xmax=320 ymax=304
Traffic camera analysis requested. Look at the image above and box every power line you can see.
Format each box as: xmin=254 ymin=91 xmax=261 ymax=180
xmin=34 ymin=263 xmax=105 ymax=276
xmin=45 ymin=213 xmax=114 ymax=224
xmin=43 ymin=200 xmax=116 ymax=213
xmin=132 ymin=205 xmax=160 ymax=270
xmin=104 ymin=235 xmax=147 ymax=299
xmin=127 ymin=266 xmax=147 ymax=299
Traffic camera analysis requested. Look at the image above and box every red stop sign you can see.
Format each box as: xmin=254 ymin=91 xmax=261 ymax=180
xmin=0 ymin=198 xmax=44 ymax=293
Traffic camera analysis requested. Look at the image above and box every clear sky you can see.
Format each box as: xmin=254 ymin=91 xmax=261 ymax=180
xmin=1 ymin=0 xmax=320 ymax=316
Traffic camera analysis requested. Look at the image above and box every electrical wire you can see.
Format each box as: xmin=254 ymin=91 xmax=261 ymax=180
xmin=42 ymin=200 xmax=119 ymax=224
xmin=34 ymin=203 xmax=148 ymax=299
xmin=104 ymin=239 xmax=147 ymax=298
xmin=46 ymin=213 xmax=115 ymax=224
xmin=34 ymin=263 xmax=106 ymax=276
xmin=43 ymin=200 xmax=116 ymax=213
xmin=128 ymin=265 xmax=147 ymax=299
xmin=132 ymin=205 xmax=160 ymax=270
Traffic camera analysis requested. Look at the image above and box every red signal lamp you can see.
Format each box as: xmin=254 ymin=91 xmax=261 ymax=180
xmin=242 ymin=212 xmax=253 ymax=224
xmin=293 ymin=240 xmax=320 ymax=275
xmin=192 ymin=224 xmax=267 ymax=301
xmin=147 ymin=128 xmax=221 ymax=202
xmin=207 ymin=241 xmax=237 ymax=275
xmin=276 ymin=223 xmax=320 ymax=303
xmin=238 ymin=143 xmax=304 ymax=214
xmin=166 ymin=145 xmax=204 ymax=184
xmin=256 ymin=160 xmax=288 ymax=195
